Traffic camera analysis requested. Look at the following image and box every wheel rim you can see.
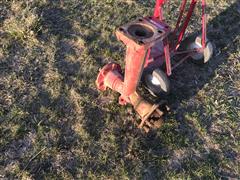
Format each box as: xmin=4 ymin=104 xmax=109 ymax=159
xmin=188 ymin=41 xmax=204 ymax=60
xmin=146 ymin=74 xmax=168 ymax=92
xmin=147 ymin=74 xmax=161 ymax=86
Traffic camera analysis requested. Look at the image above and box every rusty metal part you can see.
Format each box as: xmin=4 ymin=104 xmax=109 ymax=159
xmin=116 ymin=17 xmax=170 ymax=49
xmin=96 ymin=17 xmax=172 ymax=132
xmin=96 ymin=0 xmax=211 ymax=133
xmin=115 ymin=17 xmax=171 ymax=100
xmin=129 ymin=92 xmax=166 ymax=131
xmin=96 ymin=63 xmax=167 ymax=132
xmin=96 ymin=63 xmax=123 ymax=91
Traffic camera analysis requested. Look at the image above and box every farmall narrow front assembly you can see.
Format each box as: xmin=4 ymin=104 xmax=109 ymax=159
xmin=96 ymin=17 xmax=171 ymax=132
xmin=96 ymin=0 xmax=213 ymax=132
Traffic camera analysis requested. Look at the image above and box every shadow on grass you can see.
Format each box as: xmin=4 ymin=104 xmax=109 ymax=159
xmin=164 ymin=1 xmax=239 ymax=119
xmin=37 ymin=1 xmax=239 ymax=179
xmin=1 ymin=1 xmax=239 ymax=179
xmin=1 ymin=3 xmax=106 ymax=178
xmin=115 ymin=1 xmax=239 ymax=179
xmin=40 ymin=4 xmax=107 ymax=140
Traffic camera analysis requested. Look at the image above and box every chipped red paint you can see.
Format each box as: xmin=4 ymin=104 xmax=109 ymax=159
xmin=96 ymin=0 xmax=209 ymax=131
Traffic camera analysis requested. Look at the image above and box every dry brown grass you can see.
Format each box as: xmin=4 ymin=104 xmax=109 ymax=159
xmin=0 ymin=0 xmax=239 ymax=179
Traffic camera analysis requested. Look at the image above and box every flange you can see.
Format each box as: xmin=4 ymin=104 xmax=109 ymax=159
xmin=96 ymin=63 xmax=122 ymax=91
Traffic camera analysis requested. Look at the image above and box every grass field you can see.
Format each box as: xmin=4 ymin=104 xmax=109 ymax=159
xmin=0 ymin=0 xmax=239 ymax=179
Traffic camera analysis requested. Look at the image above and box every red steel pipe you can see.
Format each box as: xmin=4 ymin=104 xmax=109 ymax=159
xmin=174 ymin=0 xmax=187 ymax=34
xmin=154 ymin=0 xmax=166 ymax=20
xmin=123 ymin=46 xmax=147 ymax=97
xmin=201 ymin=0 xmax=207 ymax=48
xmin=176 ymin=0 xmax=197 ymax=49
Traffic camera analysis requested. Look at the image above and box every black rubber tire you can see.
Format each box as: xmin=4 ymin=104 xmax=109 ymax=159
xmin=143 ymin=68 xmax=170 ymax=97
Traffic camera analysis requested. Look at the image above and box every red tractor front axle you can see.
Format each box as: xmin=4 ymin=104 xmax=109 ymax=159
xmin=96 ymin=17 xmax=171 ymax=131
xmin=96 ymin=0 xmax=213 ymax=132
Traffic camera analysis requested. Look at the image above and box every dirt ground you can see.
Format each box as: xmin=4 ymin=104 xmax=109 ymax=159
xmin=0 ymin=0 xmax=239 ymax=179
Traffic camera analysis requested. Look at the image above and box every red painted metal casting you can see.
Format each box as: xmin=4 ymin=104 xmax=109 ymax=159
xmin=96 ymin=0 xmax=209 ymax=132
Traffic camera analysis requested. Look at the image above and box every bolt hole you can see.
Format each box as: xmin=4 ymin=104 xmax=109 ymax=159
xmin=138 ymin=18 xmax=143 ymax=22
xmin=119 ymin=27 xmax=124 ymax=31
xmin=158 ymin=30 xmax=163 ymax=34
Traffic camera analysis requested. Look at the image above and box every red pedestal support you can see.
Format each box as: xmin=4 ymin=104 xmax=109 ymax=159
xmin=96 ymin=17 xmax=171 ymax=131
